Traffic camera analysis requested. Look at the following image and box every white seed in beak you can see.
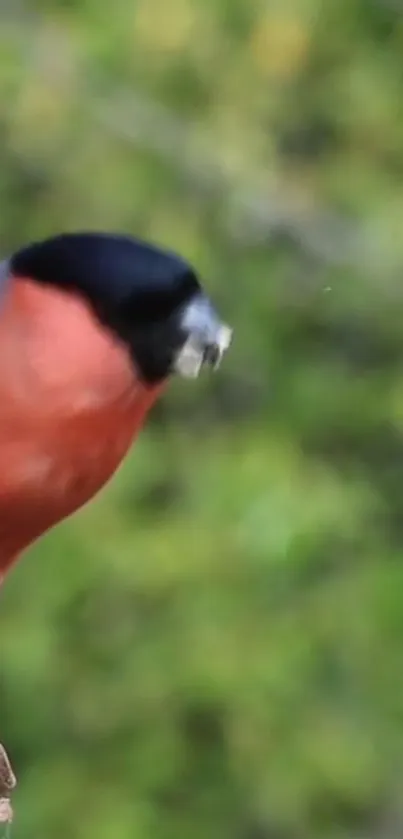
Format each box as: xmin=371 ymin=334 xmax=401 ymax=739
xmin=173 ymin=336 xmax=204 ymax=378
xmin=212 ymin=324 xmax=233 ymax=369
xmin=173 ymin=324 xmax=232 ymax=379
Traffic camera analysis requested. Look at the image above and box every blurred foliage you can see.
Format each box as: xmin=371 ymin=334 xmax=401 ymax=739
xmin=2 ymin=0 xmax=403 ymax=837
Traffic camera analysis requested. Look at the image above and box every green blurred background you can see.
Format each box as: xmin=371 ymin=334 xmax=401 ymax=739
xmin=2 ymin=0 xmax=403 ymax=837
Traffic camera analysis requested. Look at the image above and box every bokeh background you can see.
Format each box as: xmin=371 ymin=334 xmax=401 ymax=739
xmin=2 ymin=1 xmax=403 ymax=837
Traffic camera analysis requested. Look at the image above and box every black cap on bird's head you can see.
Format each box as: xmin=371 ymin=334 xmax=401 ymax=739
xmin=10 ymin=232 xmax=232 ymax=383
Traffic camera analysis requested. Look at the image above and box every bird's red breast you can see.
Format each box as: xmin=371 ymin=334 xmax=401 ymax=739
xmin=0 ymin=276 xmax=164 ymax=578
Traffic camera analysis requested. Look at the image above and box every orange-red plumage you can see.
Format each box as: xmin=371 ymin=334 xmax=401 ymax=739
xmin=0 ymin=276 xmax=164 ymax=577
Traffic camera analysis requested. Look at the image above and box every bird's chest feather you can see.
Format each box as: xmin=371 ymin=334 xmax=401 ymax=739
xmin=0 ymin=279 xmax=162 ymax=567
xmin=0 ymin=393 xmax=145 ymax=509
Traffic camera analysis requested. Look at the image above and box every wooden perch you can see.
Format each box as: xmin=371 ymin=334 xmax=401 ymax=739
xmin=0 ymin=745 xmax=16 ymax=824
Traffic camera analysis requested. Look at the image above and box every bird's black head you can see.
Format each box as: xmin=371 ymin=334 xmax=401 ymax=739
xmin=10 ymin=232 xmax=231 ymax=383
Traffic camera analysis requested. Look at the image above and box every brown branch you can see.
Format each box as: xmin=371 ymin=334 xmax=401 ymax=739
xmin=0 ymin=746 xmax=15 ymax=825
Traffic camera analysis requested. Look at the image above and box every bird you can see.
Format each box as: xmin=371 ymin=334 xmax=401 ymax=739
xmin=0 ymin=230 xmax=232 ymax=810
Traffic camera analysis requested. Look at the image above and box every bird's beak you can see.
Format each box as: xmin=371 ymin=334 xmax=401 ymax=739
xmin=173 ymin=294 xmax=232 ymax=378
